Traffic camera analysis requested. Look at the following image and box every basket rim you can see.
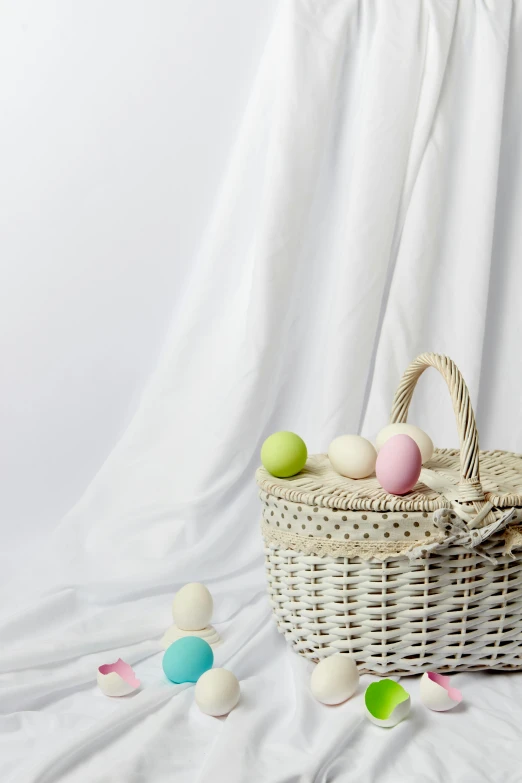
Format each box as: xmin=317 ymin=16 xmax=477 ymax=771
xmin=256 ymin=448 xmax=522 ymax=512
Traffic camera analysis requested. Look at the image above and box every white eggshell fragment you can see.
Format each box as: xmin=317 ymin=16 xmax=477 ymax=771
xmin=420 ymin=672 xmax=462 ymax=711
xmin=310 ymin=654 xmax=359 ymax=705
xmin=97 ymin=659 xmax=140 ymax=697
xmin=172 ymin=583 xmax=213 ymax=631
xmin=328 ymin=435 xmax=377 ymax=480
xmin=195 ymin=668 xmax=240 ymax=717
xmin=376 ymin=424 xmax=434 ymax=464
xmin=366 ymin=695 xmax=411 ymax=728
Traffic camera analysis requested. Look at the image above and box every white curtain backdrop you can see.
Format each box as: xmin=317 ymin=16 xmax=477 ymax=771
xmin=3 ymin=1 xmax=522 ymax=781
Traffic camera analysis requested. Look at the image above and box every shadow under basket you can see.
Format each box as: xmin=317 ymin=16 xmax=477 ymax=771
xmin=256 ymin=354 xmax=522 ymax=675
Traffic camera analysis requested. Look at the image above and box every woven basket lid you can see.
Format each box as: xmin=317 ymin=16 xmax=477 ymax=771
xmin=256 ymin=354 xmax=522 ymax=515
xmin=256 ymin=449 xmax=522 ymax=512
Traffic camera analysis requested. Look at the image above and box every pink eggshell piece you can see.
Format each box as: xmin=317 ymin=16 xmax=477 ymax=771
xmin=98 ymin=659 xmax=140 ymax=688
xmin=426 ymin=672 xmax=462 ymax=704
xmin=97 ymin=659 xmax=141 ymax=697
xmin=375 ymin=434 xmax=422 ymax=495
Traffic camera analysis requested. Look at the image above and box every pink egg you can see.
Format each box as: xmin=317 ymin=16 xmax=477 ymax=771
xmin=375 ymin=434 xmax=422 ymax=495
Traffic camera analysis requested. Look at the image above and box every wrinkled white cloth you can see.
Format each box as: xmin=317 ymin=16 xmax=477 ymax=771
xmin=3 ymin=0 xmax=522 ymax=781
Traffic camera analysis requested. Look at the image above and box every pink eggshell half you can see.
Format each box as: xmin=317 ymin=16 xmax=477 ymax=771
xmin=375 ymin=434 xmax=422 ymax=495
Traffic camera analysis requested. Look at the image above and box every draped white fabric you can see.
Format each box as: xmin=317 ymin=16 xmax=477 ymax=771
xmin=3 ymin=1 xmax=522 ymax=780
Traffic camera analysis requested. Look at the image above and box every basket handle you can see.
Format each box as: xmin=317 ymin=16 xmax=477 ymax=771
xmin=390 ymin=353 xmax=486 ymax=506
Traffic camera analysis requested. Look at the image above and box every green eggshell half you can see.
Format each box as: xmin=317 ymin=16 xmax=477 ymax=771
xmin=365 ymin=679 xmax=410 ymax=720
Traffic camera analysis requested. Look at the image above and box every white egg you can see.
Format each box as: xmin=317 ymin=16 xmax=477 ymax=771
xmin=97 ymin=659 xmax=140 ymax=697
xmin=195 ymin=668 xmax=240 ymax=716
xmin=172 ymin=583 xmax=213 ymax=631
xmin=310 ymin=654 xmax=359 ymax=705
xmin=376 ymin=424 xmax=433 ymax=464
xmin=328 ymin=435 xmax=377 ymax=479
xmin=419 ymin=672 xmax=462 ymax=711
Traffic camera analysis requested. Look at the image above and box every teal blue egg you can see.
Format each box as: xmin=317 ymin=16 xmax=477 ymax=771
xmin=162 ymin=637 xmax=214 ymax=684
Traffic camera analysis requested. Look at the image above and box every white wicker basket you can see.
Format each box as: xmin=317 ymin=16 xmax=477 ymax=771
xmin=257 ymin=354 xmax=522 ymax=675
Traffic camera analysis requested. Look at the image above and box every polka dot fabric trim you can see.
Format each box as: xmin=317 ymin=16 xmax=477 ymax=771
xmin=260 ymin=491 xmax=439 ymax=556
xmin=259 ymin=491 xmax=522 ymax=558
xmin=261 ymin=523 xmax=438 ymax=560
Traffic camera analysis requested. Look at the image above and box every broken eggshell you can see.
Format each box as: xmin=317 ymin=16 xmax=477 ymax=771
xmin=97 ymin=659 xmax=140 ymax=697
xmin=420 ymin=672 xmax=462 ymax=711
xmin=365 ymin=679 xmax=411 ymax=728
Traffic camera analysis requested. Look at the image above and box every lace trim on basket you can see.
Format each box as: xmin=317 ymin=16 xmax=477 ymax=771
xmin=262 ymin=513 xmax=522 ymax=562
xmin=261 ymin=522 xmax=444 ymax=560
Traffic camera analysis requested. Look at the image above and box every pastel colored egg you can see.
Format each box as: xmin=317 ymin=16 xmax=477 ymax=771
xmin=376 ymin=423 xmax=433 ymax=464
xmin=97 ymin=659 xmax=140 ymax=697
xmin=375 ymin=434 xmax=422 ymax=495
xmin=172 ymin=582 xmax=213 ymax=631
xmin=195 ymin=668 xmax=240 ymax=716
xmin=365 ymin=679 xmax=411 ymax=728
xmin=328 ymin=435 xmax=377 ymax=479
xmin=420 ymin=672 xmax=462 ymax=711
xmin=261 ymin=431 xmax=307 ymax=478
xmin=162 ymin=637 xmax=214 ymax=684
xmin=310 ymin=654 xmax=359 ymax=705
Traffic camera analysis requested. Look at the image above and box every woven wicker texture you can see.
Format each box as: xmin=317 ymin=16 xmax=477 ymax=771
xmin=259 ymin=354 xmax=522 ymax=673
xmin=257 ymin=449 xmax=522 ymax=513
xmin=265 ymin=539 xmax=522 ymax=673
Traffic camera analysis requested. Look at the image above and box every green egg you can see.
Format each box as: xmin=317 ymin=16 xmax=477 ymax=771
xmin=261 ymin=431 xmax=307 ymax=478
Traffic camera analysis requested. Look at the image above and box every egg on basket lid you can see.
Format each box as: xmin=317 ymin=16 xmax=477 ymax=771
xmin=261 ymin=431 xmax=307 ymax=478
xmin=375 ymin=434 xmax=422 ymax=495
xmin=328 ymin=435 xmax=377 ymax=479
xmin=376 ymin=423 xmax=433 ymax=464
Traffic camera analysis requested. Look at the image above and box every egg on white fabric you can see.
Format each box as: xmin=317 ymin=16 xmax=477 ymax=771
xmin=310 ymin=654 xmax=359 ymax=705
xmin=97 ymin=659 xmax=140 ymax=697
xmin=328 ymin=435 xmax=377 ymax=479
xmin=195 ymin=668 xmax=240 ymax=716
xmin=419 ymin=672 xmax=462 ymax=711
xmin=376 ymin=423 xmax=433 ymax=464
xmin=172 ymin=583 xmax=213 ymax=631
